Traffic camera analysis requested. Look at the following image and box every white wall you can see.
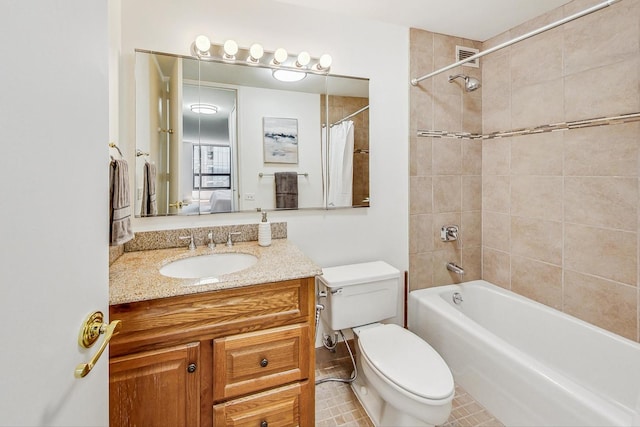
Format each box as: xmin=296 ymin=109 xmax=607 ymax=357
xmin=121 ymin=0 xmax=409 ymax=274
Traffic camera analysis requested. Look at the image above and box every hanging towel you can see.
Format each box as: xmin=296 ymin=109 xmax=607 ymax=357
xmin=275 ymin=172 xmax=298 ymax=209
xmin=141 ymin=161 xmax=157 ymax=216
xmin=110 ymin=159 xmax=134 ymax=246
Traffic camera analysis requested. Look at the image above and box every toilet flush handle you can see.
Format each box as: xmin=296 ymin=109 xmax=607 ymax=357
xmin=330 ymin=288 xmax=343 ymax=295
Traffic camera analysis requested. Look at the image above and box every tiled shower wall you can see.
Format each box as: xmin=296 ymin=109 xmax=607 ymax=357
xmin=481 ymin=0 xmax=640 ymax=341
xmin=409 ymin=0 xmax=640 ymax=342
xmin=409 ymin=30 xmax=483 ymax=289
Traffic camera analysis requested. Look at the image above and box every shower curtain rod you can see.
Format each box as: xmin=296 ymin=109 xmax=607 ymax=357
xmin=410 ymin=0 xmax=621 ymax=86
xmin=330 ymin=105 xmax=369 ymax=127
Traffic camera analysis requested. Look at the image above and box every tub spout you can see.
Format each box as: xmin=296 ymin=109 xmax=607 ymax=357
xmin=446 ymin=262 xmax=465 ymax=276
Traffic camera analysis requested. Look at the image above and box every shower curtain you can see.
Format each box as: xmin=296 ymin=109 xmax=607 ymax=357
xmin=322 ymin=120 xmax=354 ymax=207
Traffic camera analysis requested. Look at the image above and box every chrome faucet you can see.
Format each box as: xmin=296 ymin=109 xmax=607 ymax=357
xmin=446 ymin=262 xmax=465 ymax=276
xmin=226 ymin=231 xmax=242 ymax=247
xmin=179 ymin=233 xmax=196 ymax=251
xmin=207 ymin=230 xmax=216 ymax=249
xmin=441 ymin=225 xmax=459 ymax=242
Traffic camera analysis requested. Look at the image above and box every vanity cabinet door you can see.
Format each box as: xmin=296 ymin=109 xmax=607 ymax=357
xmin=212 ymin=381 xmax=312 ymax=427
xmin=109 ymin=342 xmax=200 ymax=427
xmin=213 ymin=324 xmax=310 ymax=401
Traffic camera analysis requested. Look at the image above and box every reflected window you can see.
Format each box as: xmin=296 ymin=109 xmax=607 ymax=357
xmin=193 ymin=144 xmax=231 ymax=189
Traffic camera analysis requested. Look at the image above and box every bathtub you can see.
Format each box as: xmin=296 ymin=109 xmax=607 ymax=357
xmin=408 ymin=280 xmax=640 ymax=427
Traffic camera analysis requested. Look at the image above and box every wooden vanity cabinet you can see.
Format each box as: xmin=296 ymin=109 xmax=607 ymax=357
xmin=109 ymin=277 xmax=315 ymax=427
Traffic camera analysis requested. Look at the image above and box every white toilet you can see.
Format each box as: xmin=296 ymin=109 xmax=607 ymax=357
xmin=317 ymin=261 xmax=454 ymax=427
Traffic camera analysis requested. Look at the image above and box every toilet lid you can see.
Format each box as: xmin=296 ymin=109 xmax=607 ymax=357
xmin=358 ymin=324 xmax=454 ymax=400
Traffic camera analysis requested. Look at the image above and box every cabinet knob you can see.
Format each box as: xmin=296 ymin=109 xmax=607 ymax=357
xmin=260 ymin=421 xmax=268 ymax=427
xmin=260 ymin=358 xmax=268 ymax=368
xmin=187 ymin=363 xmax=197 ymax=373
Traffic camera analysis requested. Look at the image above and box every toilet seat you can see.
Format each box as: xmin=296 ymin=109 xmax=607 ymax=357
xmin=357 ymin=324 xmax=454 ymax=401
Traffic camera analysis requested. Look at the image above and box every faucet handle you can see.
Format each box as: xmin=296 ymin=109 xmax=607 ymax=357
xmin=226 ymin=231 xmax=242 ymax=247
xmin=207 ymin=230 xmax=216 ymax=249
xmin=179 ymin=234 xmax=196 ymax=250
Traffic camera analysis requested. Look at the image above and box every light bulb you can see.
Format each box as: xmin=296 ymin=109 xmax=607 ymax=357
xmin=296 ymin=51 xmax=311 ymax=68
xmin=194 ymin=35 xmax=211 ymax=55
xmin=247 ymin=43 xmax=264 ymax=63
xmin=318 ymin=53 xmax=332 ymax=70
xmin=223 ymin=39 xmax=239 ymax=59
xmin=272 ymin=48 xmax=288 ymax=65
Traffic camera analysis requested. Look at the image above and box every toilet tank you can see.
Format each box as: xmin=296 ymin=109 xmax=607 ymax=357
xmin=317 ymin=261 xmax=401 ymax=331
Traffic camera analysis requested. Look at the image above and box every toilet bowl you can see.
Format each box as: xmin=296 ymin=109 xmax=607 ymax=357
xmin=353 ymin=323 xmax=454 ymax=427
xmin=316 ymin=261 xmax=455 ymax=427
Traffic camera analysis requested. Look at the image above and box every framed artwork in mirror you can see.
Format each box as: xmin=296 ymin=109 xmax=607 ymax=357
xmin=263 ymin=117 xmax=298 ymax=164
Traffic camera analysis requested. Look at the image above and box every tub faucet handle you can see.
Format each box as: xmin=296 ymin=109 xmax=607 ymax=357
xmin=441 ymin=225 xmax=459 ymax=242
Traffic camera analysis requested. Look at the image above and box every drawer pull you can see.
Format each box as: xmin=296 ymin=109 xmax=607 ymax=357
xmin=260 ymin=358 xmax=269 ymax=368
xmin=260 ymin=421 xmax=268 ymax=427
xmin=187 ymin=363 xmax=197 ymax=373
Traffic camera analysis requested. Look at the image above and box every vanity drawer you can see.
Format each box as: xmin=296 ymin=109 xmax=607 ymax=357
xmin=212 ymin=381 xmax=312 ymax=427
xmin=213 ymin=324 xmax=310 ymax=401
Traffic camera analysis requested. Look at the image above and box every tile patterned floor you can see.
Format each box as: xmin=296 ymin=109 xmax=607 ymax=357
xmin=315 ymin=349 xmax=504 ymax=427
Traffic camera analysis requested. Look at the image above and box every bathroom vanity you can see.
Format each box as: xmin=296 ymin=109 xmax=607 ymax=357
xmin=108 ymin=240 xmax=320 ymax=427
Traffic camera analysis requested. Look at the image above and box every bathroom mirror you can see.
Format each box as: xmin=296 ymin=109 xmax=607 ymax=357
xmin=134 ymin=50 xmax=369 ymax=216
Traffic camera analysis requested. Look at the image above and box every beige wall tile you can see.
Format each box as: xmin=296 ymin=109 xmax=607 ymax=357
xmin=410 ymin=213 xmax=434 ymax=254
xmin=461 ymin=211 xmax=482 ymax=247
xmin=564 ymin=58 xmax=640 ymax=122
xmin=462 ymin=140 xmax=482 ymax=175
xmin=462 ymin=175 xmax=482 ymax=211
xmin=482 ymin=175 xmax=510 ymax=214
xmin=563 ymin=0 xmax=640 ymax=75
xmin=483 ymin=139 xmax=510 ymax=175
xmin=511 ymin=131 xmax=563 ymax=176
xmin=512 ymin=78 xmax=564 ymax=129
xmin=410 ymin=86 xmax=433 ymax=132
xmin=511 ymin=31 xmax=563 ymax=86
xmin=433 ymin=139 xmax=462 ymax=175
xmin=409 ymin=252 xmax=434 ymax=291
xmin=433 ymin=176 xmax=462 ymax=213
xmin=564 ymin=122 xmax=639 ymax=177
xmin=511 ymin=216 xmax=563 ymax=265
xmin=462 ymin=245 xmax=482 ymax=281
xmin=413 ymin=137 xmax=432 ymax=177
xmin=482 ymin=247 xmax=511 ymax=289
xmin=482 ymin=91 xmax=511 ymax=133
xmin=433 ymin=92 xmax=463 ymax=131
xmin=410 ymin=28 xmax=434 ymax=54
xmin=564 ymin=270 xmax=638 ymax=340
xmin=511 ymin=176 xmax=563 ymax=221
xmin=410 ymin=176 xmax=432 ymax=214
xmin=463 ymin=93 xmax=483 ymax=134
xmin=565 ymin=177 xmax=637 ymax=231
xmin=511 ymin=256 xmax=563 ymax=310
xmin=565 ymin=223 xmax=637 ymax=285
xmin=482 ymin=211 xmax=510 ymax=252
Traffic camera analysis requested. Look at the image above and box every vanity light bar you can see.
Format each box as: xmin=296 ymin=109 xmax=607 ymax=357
xmin=190 ymin=35 xmax=332 ymax=75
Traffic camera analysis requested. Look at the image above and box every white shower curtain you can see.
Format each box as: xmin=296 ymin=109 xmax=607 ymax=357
xmin=322 ymin=120 xmax=354 ymax=207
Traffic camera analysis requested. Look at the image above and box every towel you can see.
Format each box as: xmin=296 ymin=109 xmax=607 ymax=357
xmin=141 ymin=161 xmax=157 ymax=216
xmin=275 ymin=172 xmax=298 ymax=209
xmin=110 ymin=159 xmax=134 ymax=246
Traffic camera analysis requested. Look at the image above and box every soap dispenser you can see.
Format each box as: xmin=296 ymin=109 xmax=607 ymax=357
xmin=258 ymin=211 xmax=271 ymax=247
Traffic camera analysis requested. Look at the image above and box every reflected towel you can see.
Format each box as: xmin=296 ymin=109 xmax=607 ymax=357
xmin=141 ymin=162 xmax=157 ymax=216
xmin=275 ymin=172 xmax=298 ymax=209
xmin=110 ymin=159 xmax=134 ymax=246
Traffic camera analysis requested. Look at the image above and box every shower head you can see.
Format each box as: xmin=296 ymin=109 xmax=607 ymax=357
xmin=448 ymin=74 xmax=481 ymax=92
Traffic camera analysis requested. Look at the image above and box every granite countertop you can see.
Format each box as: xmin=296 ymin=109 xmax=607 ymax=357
xmin=109 ymin=239 xmax=322 ymax=305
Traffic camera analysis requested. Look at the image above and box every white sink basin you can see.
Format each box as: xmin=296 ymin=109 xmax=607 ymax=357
xmin=159 ymin=253 xmax=258 ymax=281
